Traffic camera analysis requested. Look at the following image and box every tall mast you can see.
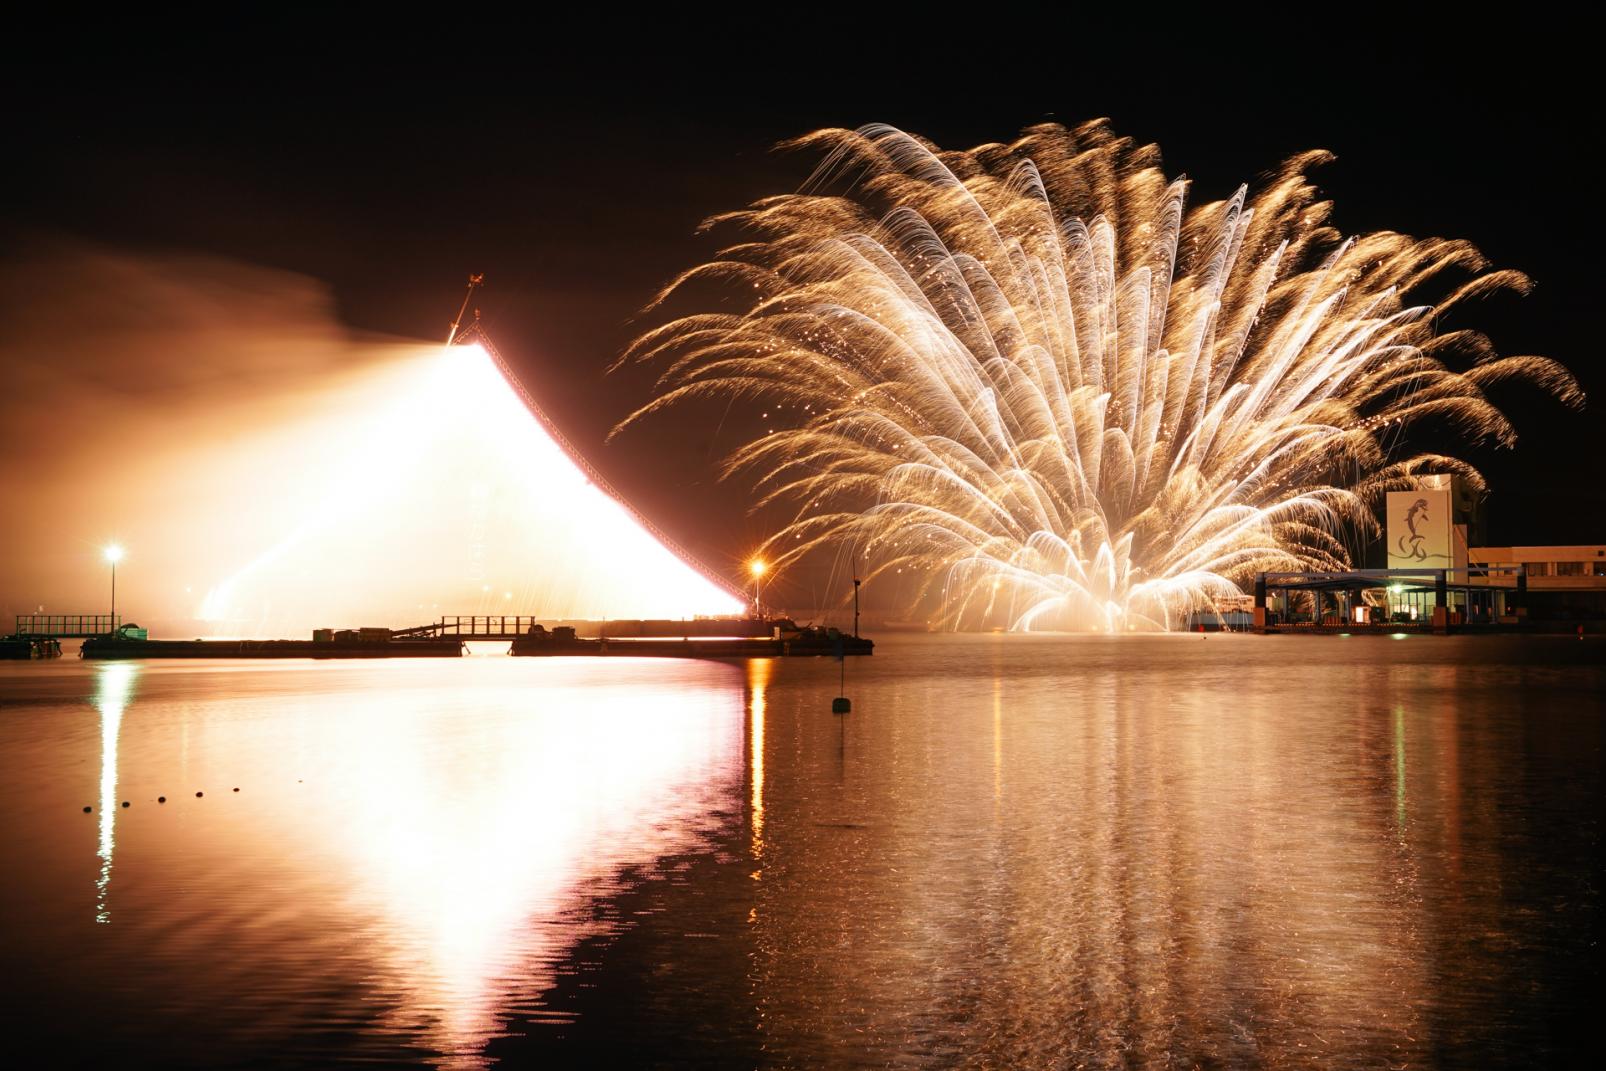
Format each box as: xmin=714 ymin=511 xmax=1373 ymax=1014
xmin=445 ymin=273 xmax=484 ymax=345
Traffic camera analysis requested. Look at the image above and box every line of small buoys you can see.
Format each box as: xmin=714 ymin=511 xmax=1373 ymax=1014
xmin=84 ymin=787 xmax=247 ymax=810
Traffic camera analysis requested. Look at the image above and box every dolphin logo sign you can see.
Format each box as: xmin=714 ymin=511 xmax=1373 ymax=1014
xmin=1398 ymin=497 xmax=1431 ymax=561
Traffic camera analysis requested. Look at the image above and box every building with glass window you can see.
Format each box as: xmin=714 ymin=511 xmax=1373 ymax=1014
xmin=1470 ymin=544 xmax=1606 ymax=619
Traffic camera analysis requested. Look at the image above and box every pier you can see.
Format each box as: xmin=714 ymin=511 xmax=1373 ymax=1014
xmin=67 ymin=615 xmax=872 ymax=661
xmin=3 ymin=614 xmax=122 ymax=658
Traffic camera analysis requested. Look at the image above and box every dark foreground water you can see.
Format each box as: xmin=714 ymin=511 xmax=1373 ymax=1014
xmin=0 ymin=635 xmax=1599 ymax=1069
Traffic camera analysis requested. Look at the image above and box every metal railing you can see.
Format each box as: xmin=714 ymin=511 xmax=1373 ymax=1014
xmin=435 ymin=615 xmax=542 ymax=638
xmin=389 ymin=616 xmax=543 ymax=639
xmin=14 ymin=614 xmax=121 ymax=637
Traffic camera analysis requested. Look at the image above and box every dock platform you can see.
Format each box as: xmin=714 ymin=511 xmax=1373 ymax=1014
xmin=80 ymin=637 xmax=464 ymax=659
xmin=511 ymin=631 xmax=874 ymax=658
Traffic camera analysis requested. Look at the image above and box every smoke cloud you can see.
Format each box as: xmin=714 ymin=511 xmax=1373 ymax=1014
xmin=0 ymin=241 xmax=742 ymax=637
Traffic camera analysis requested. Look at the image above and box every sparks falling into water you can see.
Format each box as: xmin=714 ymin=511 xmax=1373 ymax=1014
xmin=618 ymin=122 xmax=1581 ymax=631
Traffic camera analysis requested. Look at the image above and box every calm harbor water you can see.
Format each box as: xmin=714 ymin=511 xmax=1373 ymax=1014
xmin=0 ymin=635 xmax=1599 ymax=1068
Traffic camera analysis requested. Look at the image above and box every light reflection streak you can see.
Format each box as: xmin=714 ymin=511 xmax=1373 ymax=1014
xmin=740 ymin=654 xmax=1449 ymax=1066
xmin=266 ymin=663 xmax=745 ymax=1069
xmin=94 ymin=663 xmax=137 ymax=923
xmin=747 ymin=658 xmax=771 ymax=862
xmin=1394 ymin=703 xmax=1408 ymax=828
xmin=992 ymin=676 xmax=1003 ymax=806
xmin=72 ymin=659 xmax=744 ymax=1068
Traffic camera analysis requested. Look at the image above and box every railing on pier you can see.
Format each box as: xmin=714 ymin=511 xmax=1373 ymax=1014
xmin=388 ymin=615 xmax=770 ymax=641
xmin=391 ymin=616 xmax=540 ymax=640
xmin=14 ymin=613 xmax=121 ymax=638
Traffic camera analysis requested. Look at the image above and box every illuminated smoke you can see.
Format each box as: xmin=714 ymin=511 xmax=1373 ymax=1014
xmin=0 ymin=245 xmax=743 ymax=634
xmin=618 ymin=123 xmax=1581 ymax=631
xmin=200 ymin=342 xmax=745 ymax=633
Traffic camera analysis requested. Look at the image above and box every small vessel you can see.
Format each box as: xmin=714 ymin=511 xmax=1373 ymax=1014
xmin=510 ymin=620 xmax=873 ymax=659
xmin=0 ymin=635 xmax=63 ymax=659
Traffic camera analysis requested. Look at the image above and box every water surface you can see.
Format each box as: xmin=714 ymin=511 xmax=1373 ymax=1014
xmin=0 ymin=635 xmax=1599 ymax=1067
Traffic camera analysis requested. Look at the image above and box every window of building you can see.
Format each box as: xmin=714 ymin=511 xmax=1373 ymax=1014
xmin=1593 ymin=561 xmax=1606 ymax=577
xmin=1523 ymin=562 xmax=1552 ymax=577
xmin=1556 ymin=561 xmax=1586 ymax=576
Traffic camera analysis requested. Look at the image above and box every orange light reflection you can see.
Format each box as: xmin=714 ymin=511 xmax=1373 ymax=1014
xmin=747 ymin=657 xmax=771 ymax=863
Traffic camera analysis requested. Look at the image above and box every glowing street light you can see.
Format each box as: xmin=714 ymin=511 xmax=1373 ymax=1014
xmin=749 ymin=559 xmax=767 ymax=618
xmin=103 ymin=545 xmax=124 ymax=634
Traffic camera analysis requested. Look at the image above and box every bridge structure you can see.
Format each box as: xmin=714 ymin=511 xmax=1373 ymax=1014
xmin=390 ymin=615 xmax=779 ymax=641
xmin=12 ymin=613 xmax=123 ymax=638
xmin=391 ymin=615 xmax=543 ymax=641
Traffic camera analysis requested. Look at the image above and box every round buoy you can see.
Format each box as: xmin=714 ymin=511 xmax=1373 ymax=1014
xmin=121 ymin=801 xmax=130 ymax=808
xmin=195 ymin=791 xmax=204 ymax=798
xmin=232 ymin=787 xmax=239 ymax=793
xmin=83 ymin=806 xmax=92 ymax=813
xmin=158 ymin=796 xmax=166 ymax=804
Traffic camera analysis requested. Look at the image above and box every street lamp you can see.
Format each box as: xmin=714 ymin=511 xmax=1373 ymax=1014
xmin=103 ymin=544 xmax=124 ymax=634
xmin=749 ymin=559 xmax=767 ymax=618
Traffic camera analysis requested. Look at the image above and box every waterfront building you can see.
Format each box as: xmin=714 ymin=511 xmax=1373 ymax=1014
xmin=1470 ymin=544 xmax=1606 ymax=619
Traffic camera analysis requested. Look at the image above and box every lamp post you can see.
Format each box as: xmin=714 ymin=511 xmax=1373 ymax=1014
xmin=749 ymin=559 xmax=767 ymax=619
xmin=104 ymin=544 xmax=124 ymax=634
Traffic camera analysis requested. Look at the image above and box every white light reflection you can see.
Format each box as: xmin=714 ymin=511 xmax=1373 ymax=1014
xmin=268 ymin=662 xmax=747 ymax=1068
xmin=94 ymin=662 xmax=137 ymax=923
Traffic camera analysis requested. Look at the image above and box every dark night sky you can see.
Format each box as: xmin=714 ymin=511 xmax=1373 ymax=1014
xmin=3 ymin=30 xmax=1600 ymax=597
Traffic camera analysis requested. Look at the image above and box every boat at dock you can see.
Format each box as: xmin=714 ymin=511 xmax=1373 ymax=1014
xmin=510 ymin=622 xmax=873 ymax=658
xmin=1 ymin=636 xmax=63 ymax=660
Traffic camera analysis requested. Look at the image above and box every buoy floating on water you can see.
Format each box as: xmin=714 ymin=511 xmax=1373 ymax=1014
xmin=832 ymin=696 xmax=851 ymax=714
xmin=83 ymin=806 xmax=92 ymax=813
xmin=120 ymin=801 xmax=129 ymax=808
xmin=195 ymin=791 xmax=204 ymax=798
xmin=158 ymin=796 xmax=166 ymax=804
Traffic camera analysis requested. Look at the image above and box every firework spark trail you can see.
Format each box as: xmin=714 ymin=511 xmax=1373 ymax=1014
xmin=617 ymin=122 xmax=1581 ymax=631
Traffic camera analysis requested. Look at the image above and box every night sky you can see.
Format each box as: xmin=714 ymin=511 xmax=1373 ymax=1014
xmin=3 ymin=34 xmax=1598 ymax=606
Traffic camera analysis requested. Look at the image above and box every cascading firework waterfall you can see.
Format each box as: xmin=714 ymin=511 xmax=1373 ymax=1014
xmin=617 ymin=122 xmax=1581 ymax=631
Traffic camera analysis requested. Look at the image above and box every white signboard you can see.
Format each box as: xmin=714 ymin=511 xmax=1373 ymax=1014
xmin=1387 ymin=488 xmax=1453 ymax=570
